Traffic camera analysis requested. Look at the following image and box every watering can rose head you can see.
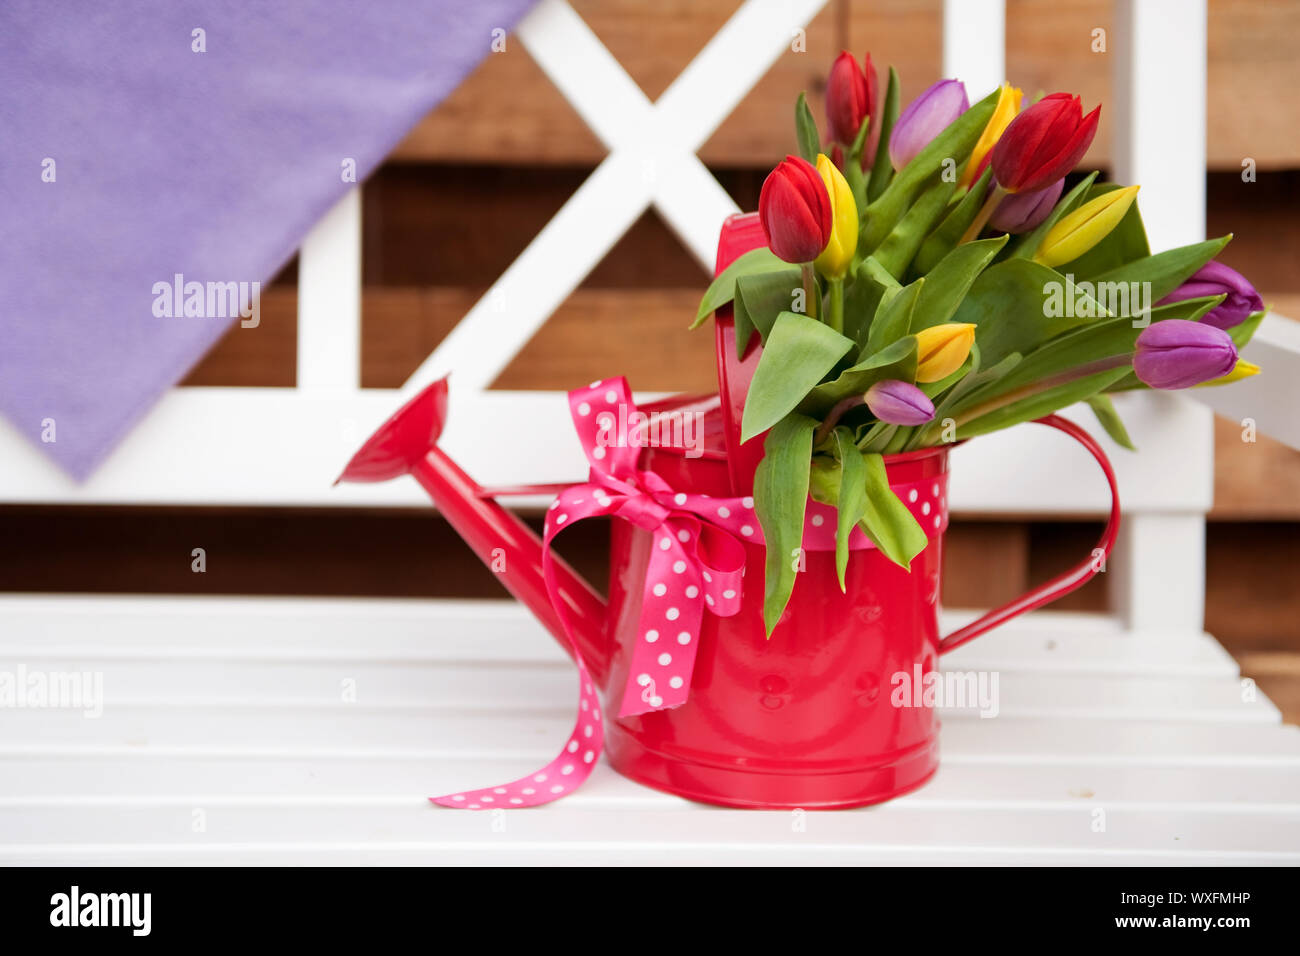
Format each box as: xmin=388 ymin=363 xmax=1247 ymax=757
xmin=992 ymin=92 xmax=1100 ymax=193
xmin=758 ymin=155 xmax=832 ymax=264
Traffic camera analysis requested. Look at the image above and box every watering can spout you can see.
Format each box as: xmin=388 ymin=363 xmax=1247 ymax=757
xmin=337 ymin=378 xmax=611 ymax=682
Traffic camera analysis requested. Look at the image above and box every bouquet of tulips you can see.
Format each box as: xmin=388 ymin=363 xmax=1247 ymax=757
xmin=694 ymin=52 xmax=1267 ymax=634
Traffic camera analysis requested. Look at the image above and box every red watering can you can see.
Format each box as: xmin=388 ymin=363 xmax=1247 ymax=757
xmin=337 ymin=213 xmax=1121 ymax=810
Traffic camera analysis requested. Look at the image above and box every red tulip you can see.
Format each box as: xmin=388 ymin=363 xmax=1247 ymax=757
xmin=991 ymin=92 xmax=1100 ymax=193
xmin=826 ymin=51 xmax=876 ymax=147
xmin=758 ymin=155 xmax=832 ymax=263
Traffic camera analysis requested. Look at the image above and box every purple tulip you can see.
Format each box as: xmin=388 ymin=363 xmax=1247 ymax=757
xmin=989 ymin=178 xmax=1064 ymax=233
xmin=889 ymin=79 xmax=969 ymax=170
xmin=864 ymin=379 xmax=935 ymax=425
xmin=1133 ymin=320 xmax=1238 ymax=389
xmin=1157 ymin=261 xmax=1263 ymax=331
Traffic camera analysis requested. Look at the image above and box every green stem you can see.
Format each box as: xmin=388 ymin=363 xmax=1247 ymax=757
xmin=915 ymin=353 xmax=1133 ymax=445
xmin=827 ymin=277 xmax=844 ymax=334
xmin=959 ymin=184 xmax=1008 ymax=244
xmin=813 ymin=394 xmax=865 ymax=447
xmin=800 ymin=262 xmax=819 ymax=320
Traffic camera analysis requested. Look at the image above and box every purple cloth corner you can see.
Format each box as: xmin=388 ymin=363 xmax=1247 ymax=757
xmin=0 ymin=0 xmax=537 ymax=479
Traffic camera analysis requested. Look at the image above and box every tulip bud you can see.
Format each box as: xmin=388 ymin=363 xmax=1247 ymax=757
xmin=889 ymin=79 xmax=969 ymax=171
xmin=991 ymin=92 xmax=1100 ymax=193
xmin=826 ymin=51 xmax=876 ymax=147
xmin=1133 ymin=319 xmax=1238 ymax=390
xmin=864 ymin=379 xmax=935 ymax=426
xmin=914 ymin=323 xmax=976 ymax=383
xmin=1034 ymin=185 xmax=1139 ymax=268
xmin=1195 ymin=359 xmax=1260 ymax=387
xmin=960 ymin=83 xmax=1023 ymax=189
xmin=1157 ymin=261 xmax=1264 ymax=331
xmin=758 ymin=155 xmax=833 ymax=264
xmin=989 ymin=178 xmax=1064 ymax=234
xmin=813 ymin=154 xmax=858 ymax=279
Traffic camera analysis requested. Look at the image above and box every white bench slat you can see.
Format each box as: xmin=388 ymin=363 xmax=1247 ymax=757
xmin=4 ymin=801 xmax=1298 ymax=864
xmin=4 ymin=756 xmax=1300 ymax=813
xmin=0 ymin=663 xmax=1275 ymax=724
xmin=3 ymin=719 xmax=1297 ymax=766
xmin=0 ymin=596 xmax=1240 ymax=677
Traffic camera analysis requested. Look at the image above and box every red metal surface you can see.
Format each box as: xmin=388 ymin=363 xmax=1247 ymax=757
xmin=937 ymin=413 xmax=1122 ymax=655
xmin=335 ymin=379 xmax=611 ymax=683
xmin=337 ymin=220 xmax=1122 ymax=809
xmin=604 ymin=441 xmax=951 ymax=808
xmin=713 ymin=211 xmax=769 ymax=496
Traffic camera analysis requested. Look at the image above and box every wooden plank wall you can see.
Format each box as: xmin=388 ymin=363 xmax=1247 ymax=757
xmin=5 ymin=0 xmax=1298 ymax=711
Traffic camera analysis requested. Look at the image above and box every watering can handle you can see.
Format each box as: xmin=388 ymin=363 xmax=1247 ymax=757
xmin=937 ymin=413 xmax=1121 ymax=655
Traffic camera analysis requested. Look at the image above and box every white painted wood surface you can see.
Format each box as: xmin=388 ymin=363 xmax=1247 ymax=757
xmin=0 ymin=0 xmax=1296 ymax=867
xmin=942 ymin=0 xmax=1005 ymax=100
xmin=0 ymin=597 xmax=1296 ymax=865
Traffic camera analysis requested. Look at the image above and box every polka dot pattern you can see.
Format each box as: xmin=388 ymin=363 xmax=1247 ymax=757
xmin=800 ymin=474 xmax=949 ymax=549
xmin=432 ymin=377 xmax=951 ymax=810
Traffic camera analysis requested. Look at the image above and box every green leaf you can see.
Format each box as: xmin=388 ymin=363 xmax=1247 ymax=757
xmin=857 ymin=453 xmax=928 ymax=570
xmin=734 ymin=268 xmax=803 ymax=357
xmin=1059 ymin=182 xmax=1151 ymax=277
xmin=865 ymin=67 xmax=901 ymax=203
xmin=865 ymin=277 xmax=924 ymax=356
xmin=904 ymin=345 xmax=1028 ymax=450
xmin=754 ymin=414 xmax=817 ymax=636
xmin=844 ymin=256 xmax=902 ymax=345
xmin=1230 ymin=308 xmax=1268 ymax=349
xmin=953 ymin=297 xmax=1217 ymax=412
xmin=909 ymin=235 xmax=1008 ymax=332
xmin=800 ymin=335 xmax=918 ymax=416
xmin=856 ymin=420 xmax=895 ymax=451
xmin=795 ymin=92 xmax=820 ymax=163
xmin=861 ymin=87 xmax=998 ymax=252
xmin=958 ymin=367 xmax=1133 ymax=438
xmin=1086 ymin=394 xmax=1137 ymax=451
xmin=953 ymin=258 xmax=1113 ymax=367
xmin=741 ymin=311 xmax=855 ymax=443
xmin=1004 ymin=172 xmax=1100 ymax=261
xmin=872 ymin=175 xmax=958 ymax=279
xmin=1090 ymin=235 xmax=1232 ymax=304
xmin=832 ymin=427 xmax=868 ymax=590
xmin=691 ymin=247 xmax=783 ymax=328
xmin=912 ymin=166 xmax=994 ymax=274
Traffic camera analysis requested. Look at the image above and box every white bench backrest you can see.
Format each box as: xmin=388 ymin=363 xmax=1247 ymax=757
xmin=5 ymin=0 xmax=1296 ymax=634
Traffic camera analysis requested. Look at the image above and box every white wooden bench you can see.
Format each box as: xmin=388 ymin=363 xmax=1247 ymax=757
xmin=1 ymin=0 xmax=1298 ymax=865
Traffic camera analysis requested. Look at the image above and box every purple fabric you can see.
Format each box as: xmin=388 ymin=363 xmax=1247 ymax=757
xmin=0 ymin=0 xmax=537 ymax=478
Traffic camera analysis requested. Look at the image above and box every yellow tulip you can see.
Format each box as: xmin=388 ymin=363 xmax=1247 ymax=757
xmin=813 ymin=153 xmax=858 ymax=280
xmin=1034 ymin=185 xmax=1140 ymax=268
xmin=915 ymin=323 xmax=976 ymax=383
xmin=1195 ymin=359 xmax=1260 ymax=387
xmin=960 ymin=83 xmax=1022 ymax=189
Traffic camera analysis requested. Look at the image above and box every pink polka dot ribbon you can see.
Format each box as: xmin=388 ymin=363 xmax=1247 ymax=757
xmin=546 ymin=378 xmax=759 ymax=719
xmin=432 ymin=377 xmax=948 ymax=809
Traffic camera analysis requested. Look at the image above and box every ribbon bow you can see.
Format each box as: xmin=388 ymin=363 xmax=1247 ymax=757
xmin=544 ymin=378 xmax=761 ymax=717
xmin=432 ymin=378 xmax=949 ymax=810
